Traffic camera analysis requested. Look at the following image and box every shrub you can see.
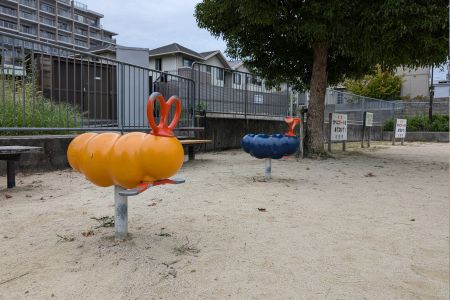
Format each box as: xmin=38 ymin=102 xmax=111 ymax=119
xmin=0 ymin=78 xmax=82 ymax=135
xmin=383 ymin=114 xmax=449 ymax=132
xmin=344 ymin=67 xmax=403 ymax=100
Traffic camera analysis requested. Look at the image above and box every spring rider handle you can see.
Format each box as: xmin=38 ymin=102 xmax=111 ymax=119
xmin=147 ymin=92 xmax=182 ymax=137
xmin=284 ymin=117 xmax=300 ymax=136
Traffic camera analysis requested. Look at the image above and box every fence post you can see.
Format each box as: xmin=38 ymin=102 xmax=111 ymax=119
xmin=361 ymin=111 xmax=366 ymax=148
xmin=244 ymin=74 xmax=248 ymax=121
xmin=392 ymin=120 xmax=396 ymax=145
xmin=328 ymin=112 xmax=332 ymax=152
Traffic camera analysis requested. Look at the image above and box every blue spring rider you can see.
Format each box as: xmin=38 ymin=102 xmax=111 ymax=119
xmin=241 ymin=117 xmax=300 ymax=179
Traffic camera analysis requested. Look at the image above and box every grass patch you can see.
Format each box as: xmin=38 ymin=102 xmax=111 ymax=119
xmin=0 ymin=77 xmax=83 ymax=135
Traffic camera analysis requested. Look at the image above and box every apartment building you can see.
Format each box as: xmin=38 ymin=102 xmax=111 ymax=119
xmin=0 ymin=0 xmax=116 ymax=50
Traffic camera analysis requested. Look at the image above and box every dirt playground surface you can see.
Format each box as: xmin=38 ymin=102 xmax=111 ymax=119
xmin=0 ymin=142 xmax=448 ymax=299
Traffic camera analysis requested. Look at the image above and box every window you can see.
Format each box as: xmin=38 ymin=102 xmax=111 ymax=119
xmin=254 ymin=94 xmax=263 ymax=104
xmin=40 ymin=30 xmax=55 ymax=40
xmin=233 ymin=73 xmax=241 ymax=85
xmin=206 ymin=66 xmax=211 ymax=73
xmin=182 ymin=57 xmax=194 ymax=67
xmin=155 ymin=58 xmax=162 ymax=71
xmin=251 ymin=76 xmax=262 ymax=86
xmin=216 ymin=69 xmax=224 ymax=81
xmin=337 ymin=92 xmax=344 ymax=104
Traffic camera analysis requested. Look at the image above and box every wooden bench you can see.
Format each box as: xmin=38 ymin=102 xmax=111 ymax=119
xmin=180 ymin=139 xmax=212 ymax=161
xmin=0 ymin=146 xmax=43 ymax=188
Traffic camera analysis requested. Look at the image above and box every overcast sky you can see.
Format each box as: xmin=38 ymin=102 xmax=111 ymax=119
xmin=81 ymin=0 xmax=227 ymax=54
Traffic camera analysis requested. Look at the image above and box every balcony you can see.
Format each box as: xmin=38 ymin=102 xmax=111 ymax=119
xmin=40 ymin=4 xmax=55 ymax=14
xmin=58 ymin=35 xmax=72 ymax=43
xmin=58 ymin=22 xmax=72 ymax=32
xmin=102 ymin=36 xmax=115 ymax=43
xmin=58 ymin=9 xmax=71 ymax=18
xmin=40 ymin=30 xmax=56 ymax=40
xmin=20 ymin=26 xmax=37 ymax=36
xmin=0 ymin=20 xmax=17 ymax=30
xmin=57 ymin=0 xmax=71 ymax=5
xmin=74 ymin=28 xmax=88 ymax=37
xmin=73 ymin=1 xmax=87 ymax=11
xmin=19 ymin=0 xmax=36 ymax=8
xmin=75 ymin=39 xmax=88 ymax=48
xmin=89 ymin=31 xmax=102 ymax=40
xmin=20 ymin=11 xmax=38 ymax=21
xmin=40 ymin=17 xmax=56 ymax=27
xmin=0 ymin=6 xmax=17 ymax=16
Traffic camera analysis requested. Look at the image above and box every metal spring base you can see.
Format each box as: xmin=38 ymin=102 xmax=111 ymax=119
xmin=113 ymin=178 xmax=185 ymax=241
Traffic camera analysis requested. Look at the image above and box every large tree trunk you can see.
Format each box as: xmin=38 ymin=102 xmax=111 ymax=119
xmin=305 ymin=43 xmax=328 ymax=155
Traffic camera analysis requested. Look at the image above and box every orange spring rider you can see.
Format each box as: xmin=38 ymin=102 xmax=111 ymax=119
xmin=67 ymin=93 xmax=185 ymax=241
xmin=67 ymin=93 xmax=184 ymax=190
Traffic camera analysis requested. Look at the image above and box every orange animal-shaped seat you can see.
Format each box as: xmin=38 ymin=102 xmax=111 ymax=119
xmin=67 ymin=93 xmax=184 ymax=189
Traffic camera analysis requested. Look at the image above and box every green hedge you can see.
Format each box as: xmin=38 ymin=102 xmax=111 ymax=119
xmin=383 ymin=114 xmax=449 ymax=132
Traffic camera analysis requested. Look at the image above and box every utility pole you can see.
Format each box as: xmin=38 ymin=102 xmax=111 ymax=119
xmin=429 ymin=66 xmax=434 ymax=120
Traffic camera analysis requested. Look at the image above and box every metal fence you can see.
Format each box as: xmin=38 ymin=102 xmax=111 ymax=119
xmin=190 ymin=63 xmax=290 ymax=118
xmin=0 ymin=31 xmax=195 ymax=133
xmin=324 ymin=89 xmax=449 ymax=125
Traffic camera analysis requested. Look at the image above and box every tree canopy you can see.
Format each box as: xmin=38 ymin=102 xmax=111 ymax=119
xmin=195 ymin=0 xmax=448 ymax=153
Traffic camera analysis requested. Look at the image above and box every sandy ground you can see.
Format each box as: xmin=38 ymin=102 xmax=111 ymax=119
xmin=0 ymin=142 xmax=448 ymax=300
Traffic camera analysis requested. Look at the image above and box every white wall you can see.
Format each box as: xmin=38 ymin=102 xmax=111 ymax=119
xmin=204 ymin=55 xmax=226 ymax=68
xmin=116 ymin=47 xmax=150 ymax=128
xmin=149 ymin=55 xmax=178 ymax=72
xmin=396 ymin=67 xmax=430 ymax=99
xmin=434 ymin=83 xmax=450 ymax=98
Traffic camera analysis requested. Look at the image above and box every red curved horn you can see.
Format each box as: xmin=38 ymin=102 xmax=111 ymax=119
xmin=146 ymin=92 xmax=182 ymax=137
xmin=284 ymin=117 xmax=300 ymax=136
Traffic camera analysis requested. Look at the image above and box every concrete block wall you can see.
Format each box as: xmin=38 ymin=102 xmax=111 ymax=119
xmin=0 ymin=135 xmax=75 ymax=175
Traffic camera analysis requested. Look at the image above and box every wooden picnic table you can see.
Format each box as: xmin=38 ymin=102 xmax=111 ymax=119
xmin=0 ymin=146 xmax=43 ymax=188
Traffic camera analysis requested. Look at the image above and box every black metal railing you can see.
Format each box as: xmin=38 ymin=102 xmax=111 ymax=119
xmin=191 ymin=62 xmax=290 ymax=118
xmin=0 ymin=31 xmax=195 ymax=133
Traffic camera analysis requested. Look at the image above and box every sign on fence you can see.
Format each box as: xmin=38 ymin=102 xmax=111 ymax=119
xmin=331 ymin=113 xmax=348 ymax=141
xmin=365 ymin=112 xmax=374 ymax=127
xmin=395 ymin=119 xmax=407 ymax=138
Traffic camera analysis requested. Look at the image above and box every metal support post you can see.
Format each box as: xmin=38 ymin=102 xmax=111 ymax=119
xmin=265 ymin=158 xmax=272 ymax=180
xmin=6 ymin=160 xmax=15 ymax=189
xmin=114 ymin=185 xmax=128 ymax=241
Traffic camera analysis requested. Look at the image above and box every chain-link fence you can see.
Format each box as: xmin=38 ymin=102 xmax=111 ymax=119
xmin=323 ymin=89 xmax=448 ymax=126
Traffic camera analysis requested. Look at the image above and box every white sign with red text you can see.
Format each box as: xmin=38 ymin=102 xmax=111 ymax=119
xmin=331 ymin=113 xmax=347 ymax=141
xmin=395 ymin=119 xmax=407 ymax=138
